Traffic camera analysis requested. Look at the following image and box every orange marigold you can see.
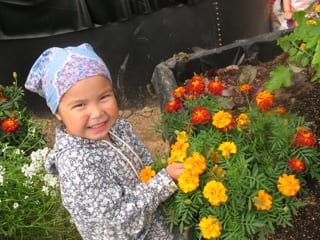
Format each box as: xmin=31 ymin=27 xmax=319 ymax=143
xmin=239 ymin=83 xmax=251 ymax=93
xmin=212 ymin=110 xmax=235 ymax=132
xmin=139 ymin=166 xmax=156 ymax=183
xmin=277 ymin=173 xmax=300 ymax=197
xmin=275 ymin=106 xmax=286 ymax=115
xmin=255 ymin=90 xmax=274 ymax=111
xmin=236 ymin=113 xmax=249 ymax=129
xmin=1 ymin=117 xmax=19 ymax=133
xmin=253 ymin=189 xmax=273 ymax=211
xmin=178 ymin=171 xmax=200 ymax=193
xmin=190 ymin=106 xmax=211 ymax=125
xmin=207 ymin=78 xmax=224 ymax=96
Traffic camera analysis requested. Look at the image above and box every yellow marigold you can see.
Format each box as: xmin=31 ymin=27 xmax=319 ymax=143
xmin=212 ymin=110 xmax=235 ymax=131
xmin=203 ymin=180 xmax=228 ymax=206
xmin=176 ymin=130 xmax=188 ymax=143
xmin=218 ymin=141 xmax=237 ymax=158
xmin=236 ymin=113 xmax=249 ymax=129
xmin=139 ymin=166 xmax=156 ymax=183
xmin=184 ymin=152 xmax=206 ymax=175
xmin=199 ymin=216 xmax=222 ymax=239
xmin=167 ymin=141 xmax=189 ymax=164
xmin=253 ymin=189 xmax=273 ymax=211
xmin=178 ymin=171 xmax=200 ymax=193
xmin=167 ymin=131 xmax=190 ymax=164
xmin=316 ymin=4 xmax=320 ymax=13
xmin=277 ymin=173 xmax=300 ymax=197
xmin=299 ymin=43 xmax=306 ymax=50
xmin=306 ymin=19 xmax=317 ymax=25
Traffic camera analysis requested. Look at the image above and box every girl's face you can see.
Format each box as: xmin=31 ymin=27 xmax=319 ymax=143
xmin=55 ymin=75 xmax=118 ymax=140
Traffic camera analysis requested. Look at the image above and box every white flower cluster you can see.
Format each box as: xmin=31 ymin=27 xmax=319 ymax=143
xmin=21 ymin=147 xmax=50 ymax=179
xmin=21 ymin=147 xmax=59 ymax=196
xmin=0 ymin=165 xmax=5 ymax=186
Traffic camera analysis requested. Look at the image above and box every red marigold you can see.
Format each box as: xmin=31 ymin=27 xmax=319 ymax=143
xmin=190 ymin=106 xmax=211 ymax=125
xmin=1 ymin=117 xmax=19 ymax=133
xmin=255 ymin=90 xmax=274 ymax=111
xmin=208 ymin=78 xmax=224 ymax=96
xmin=288 ymin=157 xmax=305 ymax=172
xmin=173 ymin=86 xmax=186 ymax=99
xmin=186 ymin=74 xmax=205 ymax=97
xmin=292 ymin=128 xmax=316 ymax=148
xmin=165 ymin=99 xmax=182 ymax=113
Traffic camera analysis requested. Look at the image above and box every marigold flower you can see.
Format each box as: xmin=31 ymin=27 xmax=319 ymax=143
xmin=165 ymin=99 xmax=182 ymax=113
xmin=0 ymin=96 xmax=8 ymax=103
xmin=299 ymin=43 xmax=306 ymax=50
xmin=208 ymin=164 xmax=226 ymax=180
xmin=239 ymin=83 xmax=251 ymax=93
xmin=190 ymin=106 xmax=211 ymax=125
xmin=173 ymin=86 xmax=186 ymax=99
xmin=218 ymin=141 xmax=237 ymax=158
xmin=1 ymin=117 xmax=19 ymax=133
xmin=184 ymin=152 xmax=207 ymax=175
xmin=199 ymin=216 xmax=222 ymax=239
xmin=178 ymin=171 xmax=200 ymax=193
xmin=288 ymin=157 xmax=305 ymax=172
xmin=277 ymin=173 xmax=300 ymax=197
xmin=208 ymin=147 xmax=220 ymax=163
xmin=292 ymin=128 xmax=316 ymax=148
xmin=236 ymin=113 xmax=249 ymax=129
xmin=207 ymin=78 xmax=224 ymax=96
xmin=139 ymin=166 xmax=156 ymax=183
xmin=167 ymin=131 xmax=190 ymax=164
xmin=255 ymin=90 xmax=274 ymax=111
xmin=316 ymin=4 xmax=320 ymax=13
xmin=212 ymin=110 xmax=235 ymax=131
xmin=186 ymin=74 xmax=206 ymax=97
xmin=253 ymin=189 xmax=273 ymax=211
xmin=275 ymin=106 xmax=286 ymax=115
xmin=203 ymin=180 xmax=228 ymax=206
xmin=306 ymin=19 xmax=317 ymax=25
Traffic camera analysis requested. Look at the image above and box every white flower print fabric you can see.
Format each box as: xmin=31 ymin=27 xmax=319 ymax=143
xmin=46 ymin=118 xmax=177 ymax=239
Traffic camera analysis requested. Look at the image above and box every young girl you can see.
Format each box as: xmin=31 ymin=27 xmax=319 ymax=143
xmin=283 ymin=0 xmax=318 ymax=27
xmin=25 ymin=43 xmax=184 ymax=240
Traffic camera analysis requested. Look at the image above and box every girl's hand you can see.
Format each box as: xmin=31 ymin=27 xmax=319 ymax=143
xmin=166 ymin=163 xmax=184 ymax=180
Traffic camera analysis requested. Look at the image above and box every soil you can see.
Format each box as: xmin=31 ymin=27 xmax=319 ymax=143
xmin=38 ymin=52 xmax=320 ymax=240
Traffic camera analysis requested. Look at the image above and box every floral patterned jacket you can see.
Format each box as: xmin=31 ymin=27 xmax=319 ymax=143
xmin=46 ymin=117 xmax=177 ymax=240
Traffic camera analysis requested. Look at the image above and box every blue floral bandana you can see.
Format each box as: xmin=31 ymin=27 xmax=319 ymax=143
xmin=25 ymin=43 xmax=111 ymax=113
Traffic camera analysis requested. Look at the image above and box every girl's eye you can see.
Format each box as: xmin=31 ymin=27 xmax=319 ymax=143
xmin=101 ymin=94 xmax=110 ymax=100
xmin=72 ymin=103 xmax=85 ymax=109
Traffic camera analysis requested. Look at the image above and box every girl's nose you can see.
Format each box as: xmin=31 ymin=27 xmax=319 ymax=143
xmin=90 ymin=104 xmax=104 ymax=118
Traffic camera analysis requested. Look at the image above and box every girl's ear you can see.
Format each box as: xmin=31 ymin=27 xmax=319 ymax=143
xmin=55 ymin=112 xmax=62 ymax=121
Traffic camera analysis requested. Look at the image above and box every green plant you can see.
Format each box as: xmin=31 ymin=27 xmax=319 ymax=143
xmin=149 ymin=74 xmax=320 ymax=239
xmin=0 ymin=74 xmax=80 ymax=239
xmin=266 ymin=3 xmax=320 ymax=91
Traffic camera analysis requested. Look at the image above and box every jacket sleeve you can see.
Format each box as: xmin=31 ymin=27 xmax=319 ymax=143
xmin=57 ymin=149 xmax=177 ymax=239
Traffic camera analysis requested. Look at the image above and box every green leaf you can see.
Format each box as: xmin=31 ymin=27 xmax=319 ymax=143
xmin=265 ymin=65 xmax=292 ymax=91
